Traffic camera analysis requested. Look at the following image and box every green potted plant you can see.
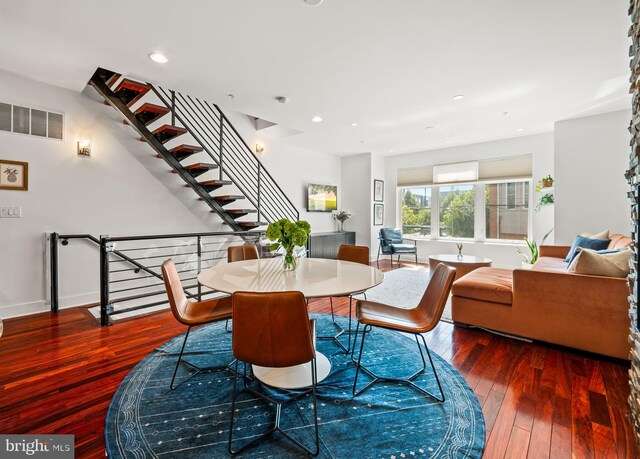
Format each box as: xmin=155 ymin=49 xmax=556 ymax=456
xmin=534 ymin=193 xmax=554 ymax=212
xmin=265 ymin=219 xmax=311 ymax=271
xmin=517 ymin=228 xmax=553 ymax=268
xmin=536 ymin=175 xmax=554 ymax=191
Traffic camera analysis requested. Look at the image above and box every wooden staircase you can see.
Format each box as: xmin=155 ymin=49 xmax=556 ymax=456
xmin=88 ymin=67 xmax=290 ymax=231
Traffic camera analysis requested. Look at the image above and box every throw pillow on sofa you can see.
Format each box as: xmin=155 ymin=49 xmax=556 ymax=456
xmin=567 ymin=248 xmax=631 ymax=278
xmin=580 ymin=230 xmax=610 ymax=239
xmin=565 ymin=235 xmax=611 ymax=263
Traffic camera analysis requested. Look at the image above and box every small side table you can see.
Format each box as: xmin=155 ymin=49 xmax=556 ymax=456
xmin=429 ymin=254 xmax=492 ymax=279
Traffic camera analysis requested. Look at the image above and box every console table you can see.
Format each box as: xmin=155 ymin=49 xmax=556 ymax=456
xmin=308 ymin=231 xmax=356 ymax=259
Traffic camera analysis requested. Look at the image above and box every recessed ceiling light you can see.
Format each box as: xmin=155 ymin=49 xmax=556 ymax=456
xmin=388 ymin=149 xmax=393 ymax=153
xmin=304 ymin=0 xmax=324 ymax=6
xmin=311 ymin=116 xmax=323 ymax=123
xmin=149 ymin=52 xmax=168 ymax=64
xmin=445 ymin=140 xmax=451 ymax=144
xmin=351 ymin=122 xmax=358 ymax=127
xmin=452 ymin=94 xmax=464 ymax=101
xmin=503 ymin=112 xmax=509 ymax=116
xmin=517 ymin=128 xmax=525 ymax=132
xmin=425 ymin=126 xmax=434 ymax=130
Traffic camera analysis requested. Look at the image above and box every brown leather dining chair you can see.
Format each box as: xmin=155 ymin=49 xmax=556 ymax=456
xmin=325 ymin=244 xmax=370 ymax=353
xmin=161 ymin=259 xmax=233 ymax=390
xmin=351 ymin=263 xmax=456 ymax=400
xmin=224 ymin=244 xmax=259 ymax=331
xmin=227 ymin=244 xmax=259 ymax=262
xmin=228 ymin=291 xmax=319 ymax=457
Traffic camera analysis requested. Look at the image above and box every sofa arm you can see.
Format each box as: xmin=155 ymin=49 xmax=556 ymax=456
xmin=512 ymin=268 xmax=630 ymax=359
xmin=538 ymin=245 xmax=571 ymax=259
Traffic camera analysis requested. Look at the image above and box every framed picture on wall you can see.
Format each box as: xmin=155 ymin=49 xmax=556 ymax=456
xmin=0 ymin=160 xmax=28 ymax=191
xmin=373 ymin=179 xmax=384 ymax=202
xmin=373 ymin=203 xmax=384 ymax=226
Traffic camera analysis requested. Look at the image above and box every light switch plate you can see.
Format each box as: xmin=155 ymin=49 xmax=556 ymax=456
xmin=0 ymin=206 xmax=22 ymax=218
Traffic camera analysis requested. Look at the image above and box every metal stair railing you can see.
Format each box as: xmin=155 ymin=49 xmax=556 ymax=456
xmin=50 ymin=230 xmax=266 ymax=326
xmin=153 ymin=86 xmax=299 ymax=223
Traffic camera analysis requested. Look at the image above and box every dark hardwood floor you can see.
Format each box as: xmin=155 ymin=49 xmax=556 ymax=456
xmin=0 ymin=259 xmax=637 ymax=458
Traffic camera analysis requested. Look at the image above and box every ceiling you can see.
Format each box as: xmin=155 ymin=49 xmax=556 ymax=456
xmin=0 ymin=0 xmax=631 ymax=157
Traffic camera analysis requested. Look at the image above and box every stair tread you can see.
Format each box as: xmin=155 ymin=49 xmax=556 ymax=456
xmin=183 ymin=163 xmax=218 ymax=170
xmin=199 ymin=180 xmax=232 ymax=185
xmin=114 ymin=78 xmax=151 ymax=106
xmin=170 ymin=144 xmax=203 ymax=153
xmin=144 ymin=124 xmax=188 ymax=144
xmin=151 ymin=124 xmax=187 ymax=135
xmin=226 ymin=209 xmax=257 ymax=214
xmin=214 ymin=195 xmax=245 ymax=199
xmin=134 ymin=103 xmax=171 ymax=126
xmin=223 ymin=221 xmax=268 ymax=228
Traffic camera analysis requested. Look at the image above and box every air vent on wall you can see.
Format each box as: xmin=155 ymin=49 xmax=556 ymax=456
xmin=0 ymin=102 xmax=64 ymax=140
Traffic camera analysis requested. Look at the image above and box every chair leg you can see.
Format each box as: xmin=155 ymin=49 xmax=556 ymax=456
xmin=351 ymin=321 xmax=361 ymax=361
xmin=318 ymin=297 xmax=349 ymax=353
xmin=353 ymin=325 xmax=373 ymax=396
xmin=225 ymin=319 xmax=232 ymax=333
xmin=170 ymin=326 xmax=198 ymax=390
xmin=352 ymin=326 xmax=445 ymax=402
xmin=415 ymin=251 xmax=418 ymax=265
xmin=229 ymin=359 xmax=319 ymax=456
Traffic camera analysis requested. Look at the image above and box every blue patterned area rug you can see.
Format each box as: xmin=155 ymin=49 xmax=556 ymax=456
xmin=105 ymin=314 xmax=485 ymax=458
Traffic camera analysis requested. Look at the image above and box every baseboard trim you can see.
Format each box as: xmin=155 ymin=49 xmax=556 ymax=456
xmin=0 ymin=291 xmax=99 ymax=319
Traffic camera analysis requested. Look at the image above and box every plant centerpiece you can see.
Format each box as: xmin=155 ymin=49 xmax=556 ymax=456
xmin=265 ymin=218 xmax=311 ymax=271
xmin=517 ymin=228 xmax=553 ymax=268
xmin=333 ymin=210 xmax=352 ymax=232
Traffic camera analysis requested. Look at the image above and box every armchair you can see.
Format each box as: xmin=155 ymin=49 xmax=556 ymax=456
xmin=377 ymin=228 xmax=418 ymax=267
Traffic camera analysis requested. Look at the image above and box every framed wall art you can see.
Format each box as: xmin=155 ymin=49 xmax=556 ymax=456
xmin=374 ymin=179 xmax=384 ymax=202
xmin=0 ymin=160 xmax=28 ymax=191
xmin=373 ymin=203 xmax=384 ymax=226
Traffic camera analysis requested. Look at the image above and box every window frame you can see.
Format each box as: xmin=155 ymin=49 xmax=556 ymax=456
xmin=397 ymin=177 xmax=532 ymax=243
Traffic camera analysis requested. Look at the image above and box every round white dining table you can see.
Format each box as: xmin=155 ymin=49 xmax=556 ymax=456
xmin=197 ymin=257 xmax=384 ymax=389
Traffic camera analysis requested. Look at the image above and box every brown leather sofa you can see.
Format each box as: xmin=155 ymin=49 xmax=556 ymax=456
xmin=451 ymin=234 xmax=632 ymax=359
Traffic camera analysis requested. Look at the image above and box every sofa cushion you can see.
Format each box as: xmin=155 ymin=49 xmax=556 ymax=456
xmin=380 ymin=228 xmax=403 ymax=244
xmin=565 ymin=235 xmax=611 ymax=263
xmin=532 ymin=256 xmax=568 ymax=272
xmin=389 ymin=243 xmax=416 ymax=253
xmin=608 ymin=234 xmax=632 ymax=250
xmin=452 ymin=267 xmax=513 ymax=305
xmin=567 ymin=248 xmax=632 ymax=278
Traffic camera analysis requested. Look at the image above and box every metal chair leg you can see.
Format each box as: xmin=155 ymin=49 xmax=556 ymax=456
xmin=170 ymin=326 xmax=198 ymax=390
xmin=225 ymin=319 xmax=232 ymax=333
xmin=352 ymin=326 xmax=445 ymax=402
xmin=229 ymin=359 xmax=319 ymax=456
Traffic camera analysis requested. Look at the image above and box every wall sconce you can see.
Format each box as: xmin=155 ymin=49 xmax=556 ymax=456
xmin=77 ymin=133 xmax=92 ymax=157
xmin=255 ymin=143 xmax=265 ymax=154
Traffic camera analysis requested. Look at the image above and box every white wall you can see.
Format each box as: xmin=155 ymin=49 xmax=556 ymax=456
xmin=340 ymin=154 xmax=371 ymax=246
xmin=384 ymin=133 xmax=555 ymax=268
xmin=554 ymin=109 xmax=630 ymax=244
xmin=0 ymin=71 xmax=341 ymax=318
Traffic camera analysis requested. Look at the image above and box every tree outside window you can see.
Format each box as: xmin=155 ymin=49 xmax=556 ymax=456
xmin=439 ymin=185 xmax=475 ymax=238
xmin=401 ymin=188 xmax=431 ymax=236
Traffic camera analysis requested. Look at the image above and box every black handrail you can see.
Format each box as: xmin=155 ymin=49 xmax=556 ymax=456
xmin=50 ymin=229 xmax=266 ymax=326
